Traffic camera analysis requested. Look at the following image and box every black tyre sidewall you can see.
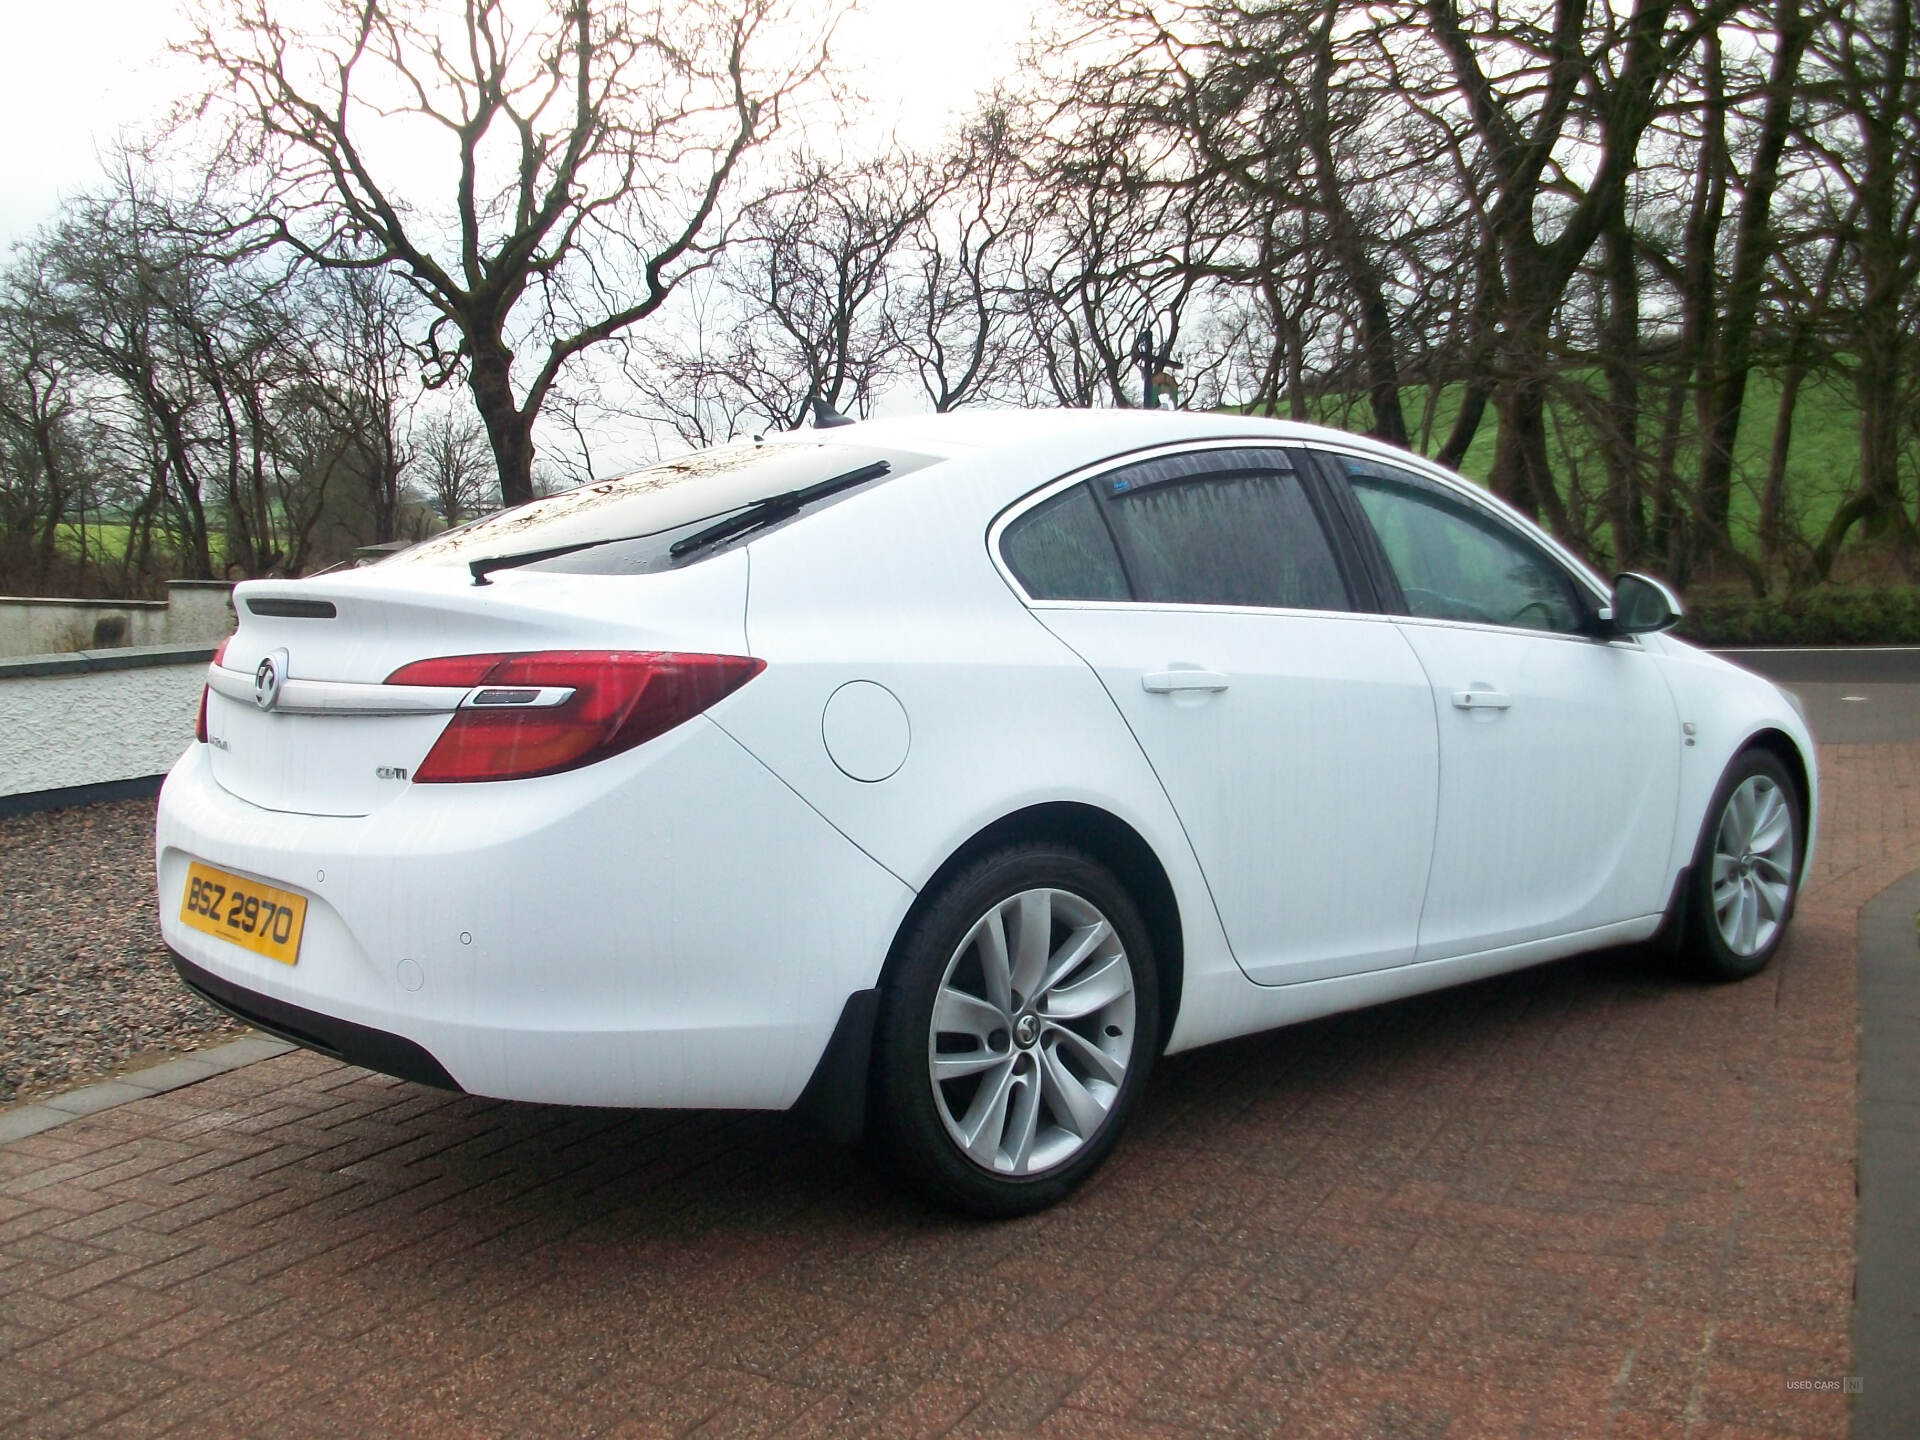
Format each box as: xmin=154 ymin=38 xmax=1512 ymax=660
xmin=1683 ymin=749 xmax=1804 ymax=981
xmin=872 ymin=842 xmax=1159 ymax=1218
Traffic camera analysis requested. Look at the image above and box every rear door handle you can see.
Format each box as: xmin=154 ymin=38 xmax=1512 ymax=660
xmin=1451 ymin=689 xmax=1512 ymax=711
xmin=1143 ymin=670 xmax=1231 ymax=694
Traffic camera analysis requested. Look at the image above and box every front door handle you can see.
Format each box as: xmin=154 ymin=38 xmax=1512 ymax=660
xmin=1451 ymin=689 xmax=1512 ymax=711
xmin=1143 ymin=670 xmax=1231 ymax=694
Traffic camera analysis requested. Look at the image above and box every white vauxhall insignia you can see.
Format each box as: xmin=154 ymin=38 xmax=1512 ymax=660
xmin=157 ymin=410 xmax=1817 ymax=1214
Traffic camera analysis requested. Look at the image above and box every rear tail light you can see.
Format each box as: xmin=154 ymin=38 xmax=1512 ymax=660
xmin=385 ymin=651 xmax=764 ymax=782
xmin=196 ymin=638 xmax=232 ymax=743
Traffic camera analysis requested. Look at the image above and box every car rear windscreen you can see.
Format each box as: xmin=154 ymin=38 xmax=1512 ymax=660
xmin=387 ymin=441 xmax=938 ymax=577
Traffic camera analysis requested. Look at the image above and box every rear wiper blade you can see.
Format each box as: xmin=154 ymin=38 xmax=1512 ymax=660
xmin=466 ymin=460 xmax=891 ymax=585
xmin=667 ymin=460 xmax=891 ymax=559
xmin=470 ymin=535 xmax=619 ymax=585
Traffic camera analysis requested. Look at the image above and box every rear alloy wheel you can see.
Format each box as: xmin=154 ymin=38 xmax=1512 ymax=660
xmin=873 ymin=844 xmax=1158 ymax=1216
xmin=1682 ymin=749 xmax=1803 ymax=980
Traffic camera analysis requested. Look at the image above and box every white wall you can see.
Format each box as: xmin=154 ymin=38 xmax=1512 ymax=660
xmin=0 ymin=581 xmax=233 ymax=659
xmin=0 ymin=651 xmax=206 ymax=796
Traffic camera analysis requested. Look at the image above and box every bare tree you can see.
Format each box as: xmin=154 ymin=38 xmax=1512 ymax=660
xmin=621 ymin=277 xmax=772 ymax=447
xmin=185 ymin=0 xmax=840 ymax=506
xmin=889 ymin=109 xmax=1033 ymax=411
xmin=413 ymin=406 xmax=498 ymax=527
xmin=0 ymin=261 xmax=86 ymax=587
xmin=1803 ymin=0 xmax=1920 ymax=572
xmin=713 ymin=151 xmax=944 ymax=429
xmin=1421 ymin=0 xmax=1716 ymax=534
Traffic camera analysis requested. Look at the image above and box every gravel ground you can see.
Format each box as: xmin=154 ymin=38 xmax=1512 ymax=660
xmin=0 ymin=795 xmax=241 ymax=1106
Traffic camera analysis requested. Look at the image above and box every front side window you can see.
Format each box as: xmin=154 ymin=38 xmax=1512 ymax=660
xmin=1341 ymin=459 xmax=1584 ymax=634
xmin=1096 ymin=449 xmax=1350 ymax=611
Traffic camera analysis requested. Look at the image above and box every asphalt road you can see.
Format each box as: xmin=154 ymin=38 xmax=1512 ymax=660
xmin=1710 ymin=645 xmax=1920 ymax=686
xmin=1710 ymin=646 xmax=1920 ymax=744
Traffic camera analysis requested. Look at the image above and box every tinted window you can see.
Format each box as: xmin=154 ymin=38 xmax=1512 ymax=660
xmin=1098 ymin=450 xmax=1348 ymax=611
xmin=1001 ymin=483 xmax=1130 ymax=601
xmin=388 ymin=441 xmax=936 ymax=576
xmin=1342 ymin=459 xmax=1583 ymax=633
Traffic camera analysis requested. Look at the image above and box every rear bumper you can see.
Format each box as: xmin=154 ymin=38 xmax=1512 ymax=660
xmin=171 ymin=949 xmax=461 ymax=1091
xmin=156 ymin=721 xmax=916 ymax=1108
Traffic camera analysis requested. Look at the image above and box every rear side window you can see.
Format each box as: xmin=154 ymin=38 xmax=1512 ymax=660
xmin=1000 ymin=484 xmax=1130 ymax=601
xmin=1098 ymin=450 xmax=1349 ymax=611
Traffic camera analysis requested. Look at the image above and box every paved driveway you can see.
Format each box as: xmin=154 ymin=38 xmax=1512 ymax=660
xmin=3 ymin=700 xmax=1913 ymax=1437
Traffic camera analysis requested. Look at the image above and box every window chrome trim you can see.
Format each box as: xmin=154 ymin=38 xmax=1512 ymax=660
xmin=1021 ymin=597 xmax=1640 ymax=649
xmin=985 ymin=436 xmax=1371 ymax=621
xmin=1378 ymin=610 xmax=1644 ymax=649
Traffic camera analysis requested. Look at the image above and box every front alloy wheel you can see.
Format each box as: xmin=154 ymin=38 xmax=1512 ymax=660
xmin=873 ymin=843 xmax=1158 ymax=1216
xmin=1683 ymin=749 xmax=1803 ymax=980
xmin=1709 ymin=773 xmax=1796 ymax=958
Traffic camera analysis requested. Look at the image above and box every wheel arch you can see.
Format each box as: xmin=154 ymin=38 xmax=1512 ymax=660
xmin=902 ymin=801 xmax=1187 ymax=1053
xmin=1654 ymin=725 xmax=1815 ymax=957
xmin=1740 ymin=727 xmax=1814 ymax=881
xmin=789 ymin=800 xmax=1186 ymax=1147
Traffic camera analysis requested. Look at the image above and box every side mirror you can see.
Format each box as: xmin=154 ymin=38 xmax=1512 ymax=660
xmin=1607 ymin=572 xmax=1683 ymax=635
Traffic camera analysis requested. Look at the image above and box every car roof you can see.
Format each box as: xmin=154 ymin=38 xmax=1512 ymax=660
xmin=755 ymin=407 xmax=1421 ymax=469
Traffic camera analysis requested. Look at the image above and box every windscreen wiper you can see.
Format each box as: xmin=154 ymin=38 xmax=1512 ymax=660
xmin=465 ymin=459 xmax=891 ymax=585
xmin=666 ymin=460 xmax=890 ymax=558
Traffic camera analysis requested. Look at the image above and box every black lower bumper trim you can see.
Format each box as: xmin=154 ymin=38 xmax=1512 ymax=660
xmin=170 ymin=949 xmax=462 ymax=1092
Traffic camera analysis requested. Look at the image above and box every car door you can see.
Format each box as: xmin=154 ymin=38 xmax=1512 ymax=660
xmin=994 ymin=443 xmax=1440 ymax=987
xmin=1311 ymin=448 xmax=1681 ymax=961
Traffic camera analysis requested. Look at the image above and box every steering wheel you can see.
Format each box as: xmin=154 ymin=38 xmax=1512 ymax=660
xmin=1403 ymin=586 xmax=1501 ymax=627
xmin=1510 ymin=599 xmax=1560 ymax=630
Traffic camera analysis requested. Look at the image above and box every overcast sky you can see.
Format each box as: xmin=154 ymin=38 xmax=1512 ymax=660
xmin=0 ymin=0 xmax=1046 ymax=247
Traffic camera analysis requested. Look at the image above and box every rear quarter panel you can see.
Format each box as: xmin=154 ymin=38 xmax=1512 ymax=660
xmin=711 ymin=437 xmax=1248 ymax=1051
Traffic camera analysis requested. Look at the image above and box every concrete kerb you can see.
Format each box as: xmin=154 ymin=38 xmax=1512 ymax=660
xmin=1853 ymin=868 xmax=1920 ymax=1440
xmin=0 ymin=1034 xmax=295 ymax=1144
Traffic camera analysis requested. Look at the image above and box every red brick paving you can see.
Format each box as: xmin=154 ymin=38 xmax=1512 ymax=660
xmin=3 ymin=738 xmax=1914 ymax=1438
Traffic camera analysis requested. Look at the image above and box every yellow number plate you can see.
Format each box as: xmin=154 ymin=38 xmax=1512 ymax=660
xmin=179 ymin=862 xmax=308 ymax=966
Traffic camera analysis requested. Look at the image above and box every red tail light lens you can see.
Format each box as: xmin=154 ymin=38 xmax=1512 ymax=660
xmin=380 ymin=653 xmax=508 ymax=687
xmin=196 ymin=638 xmax=232 ymax=743
xmin=387 ymin=651 xmax=765 ymax=783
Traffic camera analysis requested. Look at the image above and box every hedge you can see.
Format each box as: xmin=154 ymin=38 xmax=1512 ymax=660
xmin=1675 ymin=586 xmax=1920 ymax=647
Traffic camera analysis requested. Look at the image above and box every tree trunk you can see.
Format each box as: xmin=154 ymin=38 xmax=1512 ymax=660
xmin=29 ymin=416 xmax=70 ymax=587
xmin=1855 ymin=331 xmax=1913 ymax=549
xmin=1688 ymin=28 xmax=1733 ymax=545
xmin=1695 ymin=0 xmax=1806 ymax=593
xmin=1436 ymin=382 xmax=1490 ymax=471
xmin=1435 ymin=238 xmax=1501 ymax=470
xmin=1853 ymin=139 xmax=1913 ymax=554
xmin=1758 ymin=356 xmax=1805 ymax=572
xmin=469 ymin=346 xmax=536 ymax=508
xmin=1761 ymin=222 xmax=1851 ymax=576
xmin=1596 ymin=212 xmax=1646 ymax=569
xmin=1808 ymin=0 xmax=1918 ymax=571
xmin=1490 ymin=367 xmax=1574 ymax=538
xmin=1310 ymin=0 xmax=1407 ymax=447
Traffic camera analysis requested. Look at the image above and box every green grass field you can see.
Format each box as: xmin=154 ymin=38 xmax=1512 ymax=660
xmin=53 ymin=522 xmax=231 ymax=569
xmin=1289 ymin=368 xmax=1873 ymax=560
xmin=54 ymin=522 xmax=134 ymax=564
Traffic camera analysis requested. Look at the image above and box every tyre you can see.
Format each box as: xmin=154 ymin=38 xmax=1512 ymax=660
xmin=871 ymin=842 xmax=1159 ymax=1217
xmin=1680 ymin=748 xmax=1804 ymax=981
